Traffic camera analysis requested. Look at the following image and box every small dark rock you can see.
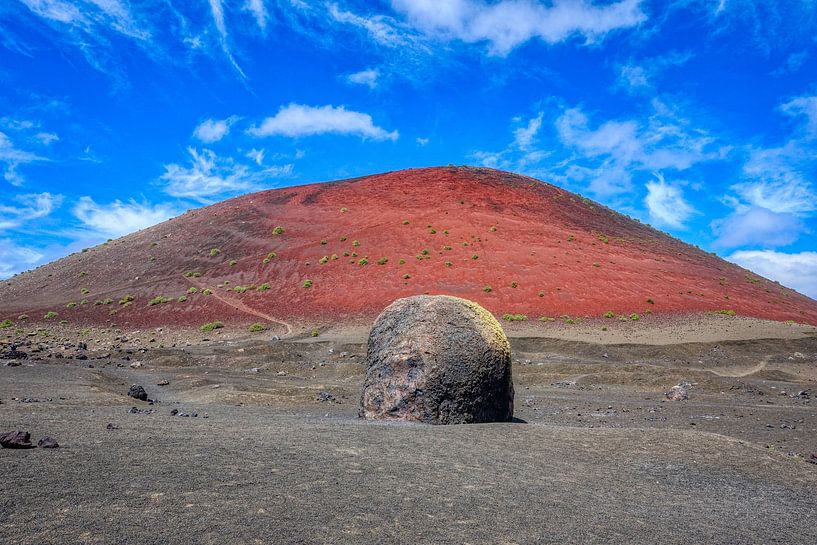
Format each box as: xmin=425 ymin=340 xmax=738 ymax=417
xmin=38 ymin=436 xmax=59 ymax=448
xmin=127 ymin=384 xmax=148 ymax=401
xmin=316 ymin=391 xmax=337 ymax=403
xmin=106 ymin=423 xmax=119 ymax=430
xmin=170 ymin=408 xmax=179 ymax=416
xmin=0 ymin=431 xmax=35 ymax=449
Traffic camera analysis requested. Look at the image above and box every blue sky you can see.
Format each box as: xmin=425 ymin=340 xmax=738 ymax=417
xmin=1 ymin=0 xmax=816 ymax=296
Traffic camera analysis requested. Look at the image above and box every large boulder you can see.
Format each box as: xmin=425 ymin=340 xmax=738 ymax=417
xmin=360 ymin=295 xmax=514 ymax=424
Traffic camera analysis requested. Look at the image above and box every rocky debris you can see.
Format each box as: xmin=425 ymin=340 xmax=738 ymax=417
xmin=0 ymin=431 xmax=35 ymax=449
xmin=157 ymin=379 xmax=169 ymax=386
xmin=808 ymin=453 xmax=817 ymax=465
xmin=129 ymin=361 xmax=143 ymax=368
xmin=128 ymin=406 xmax=153 ymax=414
xmin=38 ymin=436 xmax=59 ymax=448
xmin=127 ymin=384 xmax=148 ymax=401
xmin=1 ymin=344 xmax=28 ymax=361
xmin=106 ymin=423 xmax=119 ymax=430
xmin=5 ymin=360 xmax=22 ymax=367
xmin=666 ymin=381 xmax=690 ymax=401
xmin=170 ymin=408 xmax=198 ymax=417
xmin=360 ymin=295 xmax=514 ymax=424
xmin=315 ymin=391 xmax=337 ymax=403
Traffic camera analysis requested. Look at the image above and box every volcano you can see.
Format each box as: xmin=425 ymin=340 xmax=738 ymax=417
xmin=2 ymin=166 xmax=816 ymax=331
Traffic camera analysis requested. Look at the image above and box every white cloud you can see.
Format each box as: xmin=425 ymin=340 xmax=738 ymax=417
xmin=0 ymin=192 xmax=62 ymax=231
xmin=244 ymin=0 xmax=269 ymax=30
xmin=513 ymin=111 xmax=542 ymax=150
xmin=329 ymin=3 xmax=417 ymax=48
xmin=193 ymin=117 xmax=235 ymax=143
xmin=0 ymin=131 xmax=46 ymax=185
xmin=711 ymin=207 xmax=805 ymax=249
xmin=733 ymin=142 xmax=816 ymax=215
xmin=73 ymin=196 xmax=179 ymax=238
xmin=34 ymin=132 xmax=60 ymax=145
xmin=248 ymin=104 xmax=399 ymax=141
xmin=208 ymin=0 xmax=247 ymax=78
xmin=246 ymin=148 xmax=265 ymax=165
xmin=728 ymin=250 xmax=817 ymax=299
xmin=416 ymin=137 xmax=429 ymax=146
xmin=161 ymin=147 xmax=293 ymax=200
xmin=346 ymin=68 xmax=379 ymax=89
xmin=0 ymin=238 xmax=44 ymax=279
xmin=644 ymin=175 xmax=695 ymax=229
xmin=391 ymin=0 xmax=646 ymax=55
xmin=781 ymin=95 xmax=817 ymax=137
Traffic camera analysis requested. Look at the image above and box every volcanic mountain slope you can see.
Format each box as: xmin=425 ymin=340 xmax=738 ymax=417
xmin=2 ymin=166 xmax=817 ymax=331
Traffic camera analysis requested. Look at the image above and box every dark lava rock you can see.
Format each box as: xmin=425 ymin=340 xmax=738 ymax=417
xmin=38 ymin=436 xmax=59 ymax=448
xmin=316 ymin=391 xmax=337 ymax=403
xmin=0 ymin=431 xmax=35 ymax=449
xmin=127 ymin=384 xmax=148 ymax=401
xmin=360 ymin=295 xmax=514 ymax=424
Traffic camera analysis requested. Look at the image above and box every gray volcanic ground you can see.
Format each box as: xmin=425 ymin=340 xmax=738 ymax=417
xmin=2 ymin=316 xmax=817 ymax=544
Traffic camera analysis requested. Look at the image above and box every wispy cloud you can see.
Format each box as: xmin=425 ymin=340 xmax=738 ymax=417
xmin=208 ymin=0 xmax=247 ymax=79
xmin=728 ymin=250 xmax=817 ymax=299
xmin=390 ymin=0 xmax=646 ymax=55
xmin=161 ymin=147 xmax=293 ymax=201
xmin=244 ymin=0 xmax=269 ymax=31
xmin=644 ymin=174 xmax=696 ymax=229
xmin=193 ymin=117 xmax=237 ymax=144
xmin=248 ymin=104 xmax=399 ymax=141
xmin=73 ymin=196 xmax=179 ymax=238
xmin=0 ymin=238 xmax=44 ymax=278
xmin=712 ymin=207 xmax=805 ymax=249
xmin=346 ymin=68 xmax=379 ymax=89
xmin=0 ymin=131 xmax=47 ymax=186
xmin=0 ymin=192 xmax=62 ymax=231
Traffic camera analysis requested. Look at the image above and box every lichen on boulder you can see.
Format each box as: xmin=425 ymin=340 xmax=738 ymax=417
xmin=360 ymin=295 xmax=514 ymax=424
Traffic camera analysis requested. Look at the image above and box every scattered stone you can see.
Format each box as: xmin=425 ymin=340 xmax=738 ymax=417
xmin=170 ymin=408 xmax=179 ymax=416
xmin=157 ymin=379 xmax=169 ymax=386
xmin=276 ymin=370 xmax=287 ymax=376
xmin=315 ymin=391 xmax=337 ymax=403
xmin=106 ymin=423 xmax=119 ymax=430
xmin=1 ymin=345 xmax=28 ymax=360
xmin=127 ymin=384 xmax=148 ymax=401
xmin=0 ymin=431 xmax=35 ymax=449
xmin=129 ymin=361 xmax=143 ymax=369
xmin=127 ymin=406 xmax=153 ymax=414
xmin=666 ymin=381 xmax=690 ymax=401
xmin=360 ymin=295 xmax=514 ymax=424
xmin=38 ymin=436 xmax=59 ymax=448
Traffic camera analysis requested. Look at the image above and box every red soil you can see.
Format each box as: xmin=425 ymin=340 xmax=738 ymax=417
xmin=2 ymin=166 xmax=816 ymax=330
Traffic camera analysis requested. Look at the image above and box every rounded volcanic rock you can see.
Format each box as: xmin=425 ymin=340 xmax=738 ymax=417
xmin=360 ymin=295 xmax=514 ymax=425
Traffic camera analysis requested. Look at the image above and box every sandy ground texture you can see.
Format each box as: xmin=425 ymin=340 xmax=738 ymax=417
xmin=1 ymin=314 xmax=816 ymax=544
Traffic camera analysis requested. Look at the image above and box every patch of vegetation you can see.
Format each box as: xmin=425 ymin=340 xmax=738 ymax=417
xmin=604 ymin=311 xmax=615 ymax=318
xmin=119 ymin=295 xmax=135 ymax=305
xmin=184 ymin=271 xmax=202 ymax=278
xmin=79 ymin=271 xmax=87 ymax=277
xmin=593 ymin=262 xmax=600 ymax=268
xmin=248 ymin=323 xmax=266 ymax=332
xmin=233 ymin=286 xmax=252 ymax=293
xmin=482 ymin=285 xmax=492 ymax=292
xmin=263 ymin=252 xmax=277 ymax=264
xmin=630 ymin=313 xmax=640 ymax=321
xmin=377 ymin=257 xmax=388 ymax=265
xmin=443 ymin=245 xmax=452 ymax=251
xmin=716 ymin=309 xmax=736 ymax=316
xmin=597 ymin=234 xmax=609 ymax=244
xmin=80 ymin=287 xmax=90 ymax=294
xmin=402 ymin=220 xmax=409 ymax=225
xmin=44 ymin=311 xmax=58 ymax=319
xmin=443 ymin=230 xmax=449 ymax=235
xmin=320 ymin=239 xmax=327 ymax=245
xmin=200 ymin=321 xmax=224 ymax=333
xmin=148 ymin=296 xmax=172 ymax=306
xmin=398 ymin=259 xmax=406 ymax=265
xmin=445 ymin=261 xmax=452 ymax=267
xmin=471 ymin=254 xmax=479 ymax=260
xmin=502 ymin=313 xmax=527 ymax=321
xmin=319 ymin=256 xmax=329 ymax=264
xmin=187 ymin=287 xmax=198 ymax=294
xmin=229 ymin=260 xmax=237 ymax=266
xmin=462 ymin=242 xmax=469 ymax=247
xmin=66 ymin=302 xmax=77 ymax=308
xmin=150 ymin=242 xmax=158 ymax=248
xmin=177 ymin=295 xmax=187 ymax=303
xmin=302 ymin=279 xmax=313 ymax=288
xmin=331 ymin=254 xmax=339 ymax=261
xmin=358 ymin=257 xmax=369 ymax=265
xmin=94 ymin=298 xmax=113 ymax=306
xmin=340 ymin=236 xmax=347 ymax=242
xmin=352 ymin=240 xmax=360 ymax=247
xmin=402 ymin=274 xmax=411 ymax=279
xmin=311 ymin=328 xmax=319 ymax=337
xmin=489 ymin=226 xmax=497 ymax=232
xmin=257 ymin=283 xmax=271 ymax=291
xmin=429 ymin=228 xmax=437 ymax=234
xmin=202 ymin=289 xmax=213 ymax=296
xmin=567 ymin=235 xmax=574 ymax=242
xmin=0 ymin=319 xmax=12 ymax=328
xmin=17 ymin=314 xmax=28 ymax=321
xmin=80 ymin=299 xmax=88 ymax=306
xmin=340 ymin=207 xmax=348 ymax=213
xmin=272 ymin=226 xmax=285 ymax=235
xmin=510 ymin=281 xmax=518 ymax=288
xmin=209 ymin=248 xmax=221 ymax=257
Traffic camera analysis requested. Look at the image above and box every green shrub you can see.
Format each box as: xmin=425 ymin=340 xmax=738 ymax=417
xmin=302 ymin=279 xmax=313 ymax=288
xmin=510 ymin=281 xmax=518 ymax=288
xmin=402 ymin=220 xmax=409 ymax=225
xmin=320 ymin=239 xmax=327 ymax=245
xmin=646 ymin=298 xmax=654 ymax=305
xmin=311 ymin=328 xmax=319 ymax=337
xmin=148 ymin=296 xmax=172 ymax=306
xmin=209 ymin=248 xmax=221 ymax=257
xmin=233 ymin=286 xmax=252 ymax=293
xmin=630 ymin=313 xmax=640 ymax=321
xmin=184 ymin=271 xmax=202 ymax=278
xmin=352 ymin=240 xmax=360 ymax=247
xmin=489 ymin=226 xmax=497 ymax=232
xmin=351 ymin=252 xmax=358 ymax=257
xmin=80 ymin=287 xmax=90 ymax=294
xmin=202 ymin=289 xmax=213 ymax=296
xmin=597 ymin=234 xmax=609 ymax=244
xmin=119 ymin=295 xmax=135 ymax=305
xmin=472 ymin=254 xmax=479 ymax=260
xmin=17 ymin=314 xmax=28 ymax=321
xmin=445 ymin=261 xmax=452 ymax=267
xmin=538 ymin=291 xmax=545 ymax=297
xmin=443 ymin=230 xmax=449 ymax=235
xmin=443 ymin=245 xmax=452 ymax=251
xmin=358 ymin=257 xmax=369 ymax=265
xmin=248 ymin=323 xmax=266 ymax=332
xmin=0 ymin=319 xmax=12 ymax=328
xmin=340 ymin=236 xmax=347 ymax=242
xmin=399 ymin=259 xmax=406 ymax=265
xmin=502 ymin=313 xmax=527 ymax=321
xmin=66 ymin=302 xmax=77 ymax=308
xmin=272 ymin=226 xmax=284 ymax=235
xmin=717 ymin=309 xmax=736 ymax=316
xmin=187 ymin=287 xmax=198 ymax=294
xmin=402 ymin=274 xmax=411 ymax=279
xmin=319 ymin=256 xmax=329 ymax=264
xmin=80 ymin=299 xmax=88 ymax=305
xmin=429 ymin=228 xmax=437 ymax=234
xmin=377 ymin=257 xmax=388 ymax=265
xmin=263 ymin=252 xmax=277 ymax=264
xmin=79 ymin=271 xmax=87 ymax=277
xmin=604 ymin=311 xmax=614 ymax=318
xmin=94 ymin=298 xmax=113 ymax=306
xmin=593 ymin=262 xmax=600 ymax=268
xmin=340 ymin=207 xmax=348 ymax=213
xmin=177 ymin=295 xmax=187 ymax=303
xmin=257 ymin=283 xmax=271 ymax=291
xmin=331 ymin=254 xmax=338 ymax=260
xmin=482 ymin=285 xmax=492 ymax=292
xmin=539 ymin=316 xmax=555 ymax=322
xmin=200 ymin=321 xmax=224 ymax=333
xmin=229 ymin=260 xmax=237 ymax=266
xmin=567 ymin=235 xmax=574 ymax=242
xmin=44 ymin=311 xmax=58 ymax=319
